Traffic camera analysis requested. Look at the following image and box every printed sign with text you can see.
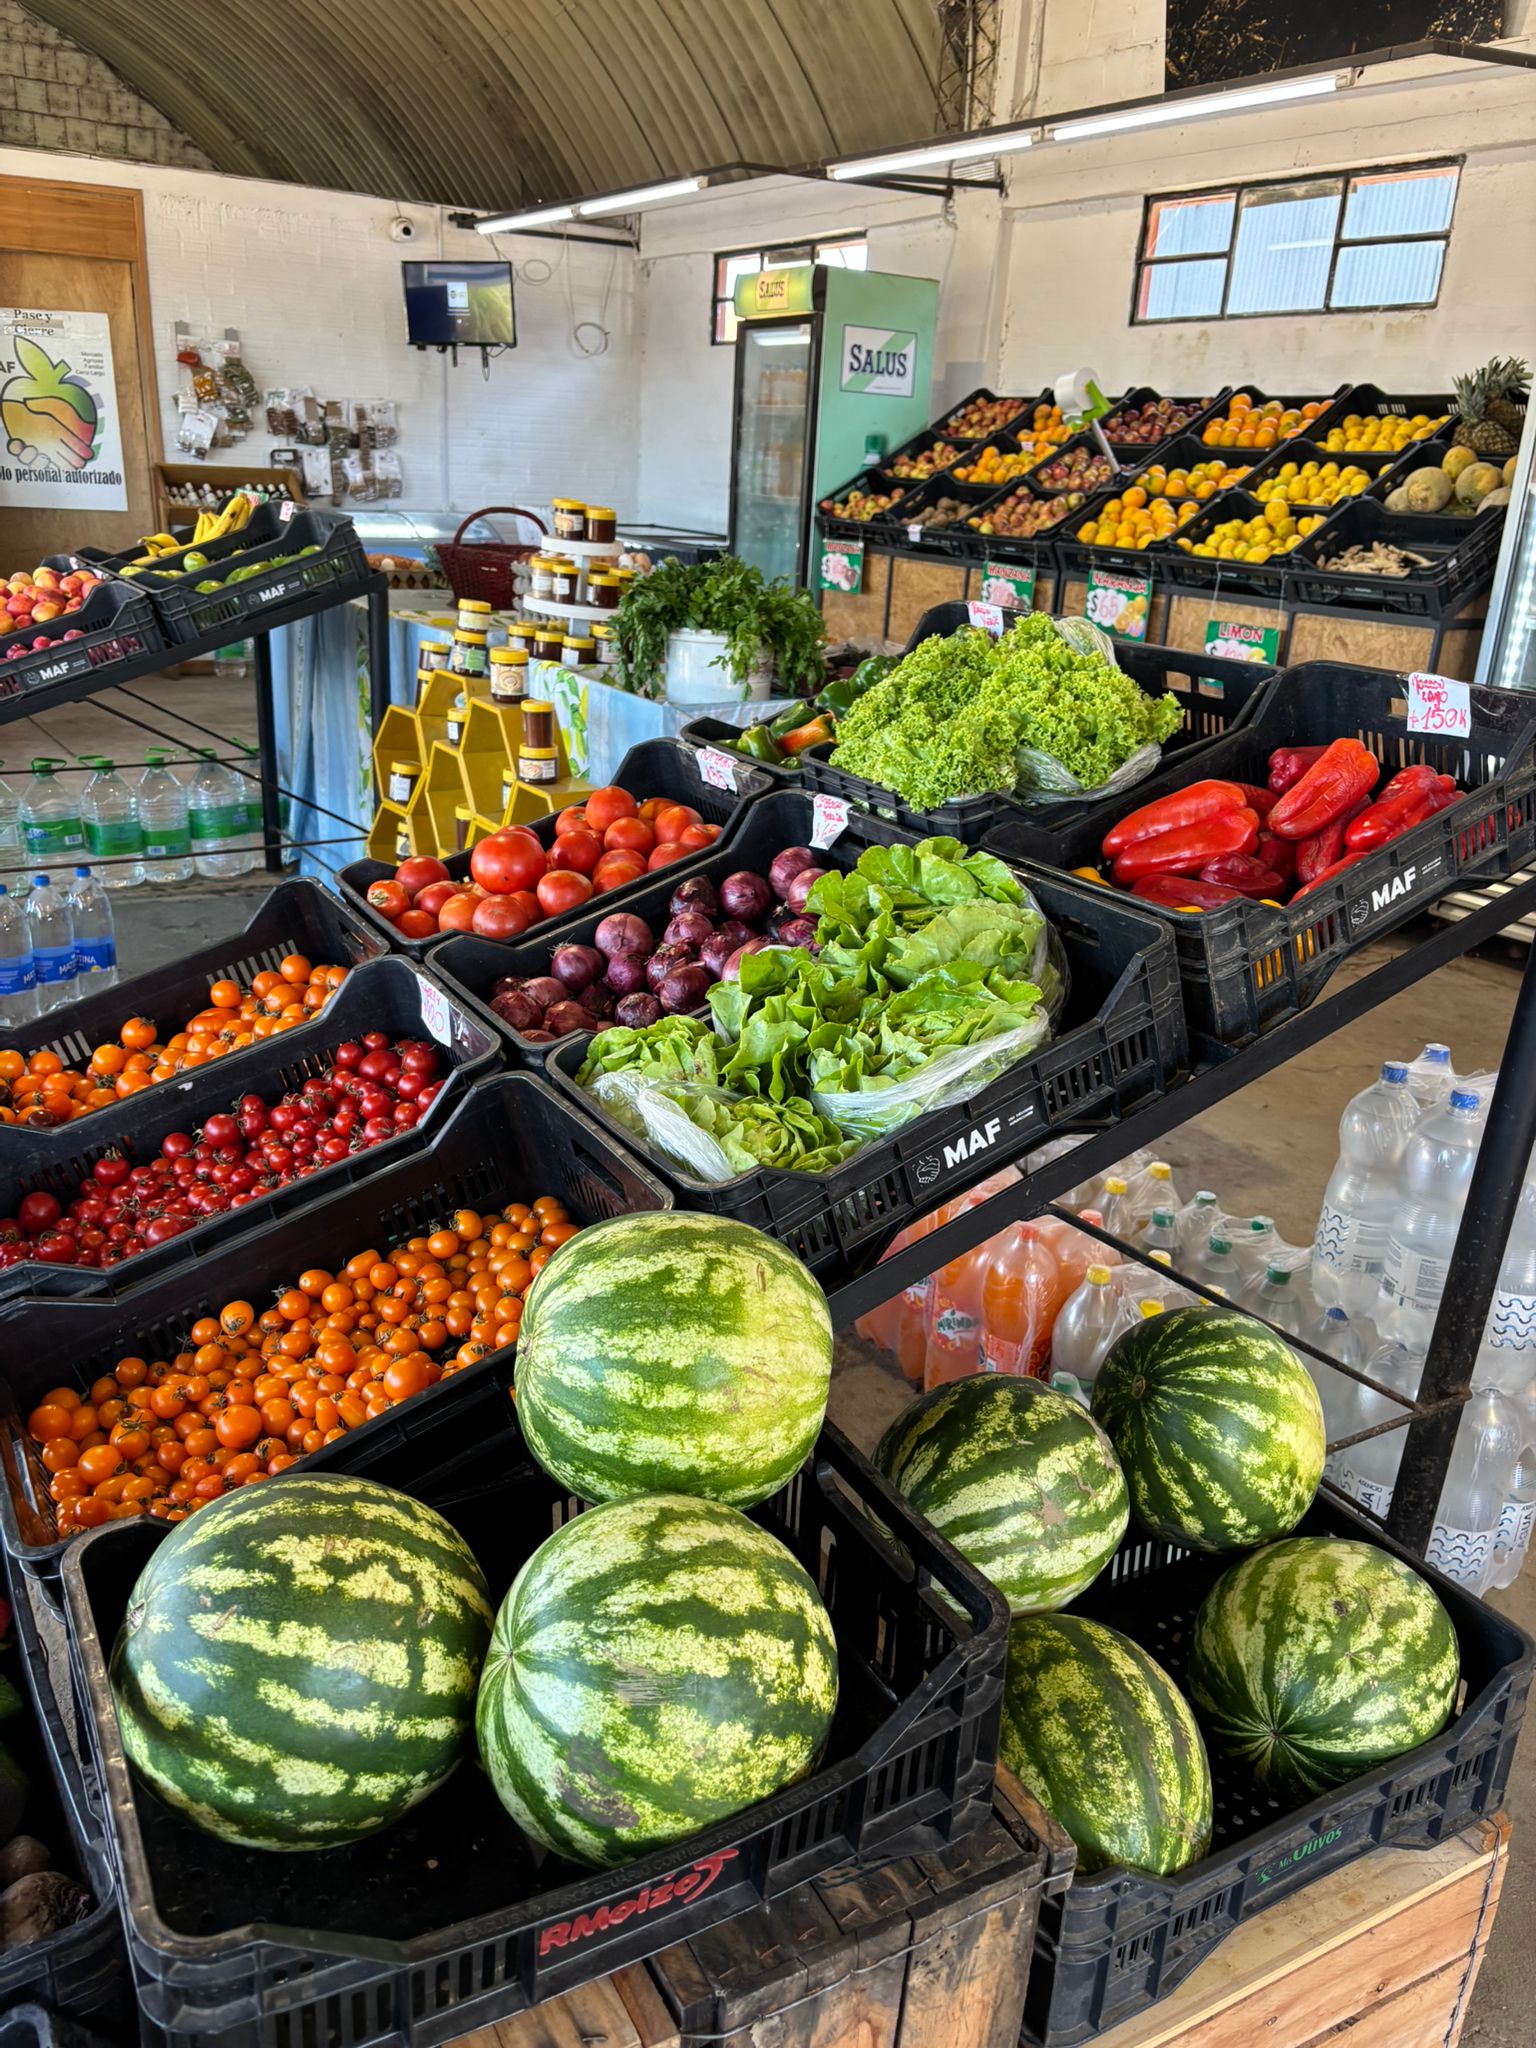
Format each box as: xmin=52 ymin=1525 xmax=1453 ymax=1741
xmin=980 ymin=560 xmax=1035 ymax=610
xmin=1204 ymin=618 xmax=1280 ymax=665
xmin=1407 ymin=672 xmax=1472 ymax=739
xmin=839 ymin=326 xmax=918 ymax=398
xmin=818 ymin=539 xmax=864 ymax=594
xmin=1085 ymin=566 xmax=1153 ymax=641
xmin=1 ymin=307 xmax=127 ymax=511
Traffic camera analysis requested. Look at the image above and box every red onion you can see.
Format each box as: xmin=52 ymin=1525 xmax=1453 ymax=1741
xmin=605 ymin=951 xmax=650 ymax=997
xmin=775 ymin=915 xmax=818 ymax=949
xmin=785 ymin=867 xmax=829 ymax=914
xmin=701 ymin=930 xmax=738 ymax=978
xmin=594 ymin=912 xmax=652 ymax=959
xmin=660 ymin=964 xmax=713 ymax=1013
xmin=582 ymin=981 xmax=615 ymax=1019
xmin=522 ymin=1029 xmax=555 ymax=1043
xmin=723 ymin=937 xmax=769 ymax=981
xmin=551 ymin=943 xmax=605 ymax=992
xmin=669 ymin=875 xmax=718 ymax=919
xmin=647 ymin=943 xmax=695 ymax=992
xmin=664 ymin=910 xmax=714 ymax=951
xmin=490 ymin=988 xmax=541 ymax=1032
xmin=714 ymin=917 xmax=754 ymax=951
xmin=719 ymin=870 xmax=772 ymax=923
xmin=520 ymin=976 xmax=566 ymax=1014
xmin=615 ymin=992 xmax=662 ymax=1029
xmin=545 ymin=1001 xmax=593 ymax=1037
xmin=769 ymin=846 xmax=818 ymax=900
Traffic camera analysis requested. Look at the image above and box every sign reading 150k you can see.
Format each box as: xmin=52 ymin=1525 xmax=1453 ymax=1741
xmin=840 ymin=326 xmax=918 ymax=398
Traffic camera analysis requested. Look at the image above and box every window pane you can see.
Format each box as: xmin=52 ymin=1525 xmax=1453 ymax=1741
xmin=1227 ymin=182 xmax=1340 ymax=314
xmin=816 ymin=239 xmax=868 ymax=269
xmin=773 ymin=244 xmax=813 ymax=264
xmin=722 ymin=251 xmax=763 ymax=294
xmin=715 ymin=302 xmax=739 ymax=344
xmin=1137 ymin=258 xmax=1227 ymax=321
xmin=1331 ymin=240 xmax=1445 ymax=309
xmin=1144 ymin=193 xmax=1235 ymax=259
xmin=1344 ymin=166 xmax=1458 ymax=240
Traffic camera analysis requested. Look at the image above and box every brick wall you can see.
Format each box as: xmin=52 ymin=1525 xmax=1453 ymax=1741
xmin=0 ymin=0 xmax=210 ymax=167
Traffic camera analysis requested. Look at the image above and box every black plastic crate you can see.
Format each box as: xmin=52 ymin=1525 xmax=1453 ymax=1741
xmin=0 ymin=575 xmax=166 ymax=705
xmin=1287 ymin=494 xmax=1507 ymax=618
xmin=878 ymin=423 xmax=970 ymax=485
xmin=1014 ymin=431 xmax=1120 ymax=500
xmin=1101 ymin=388 xmax=1231 ymax=459
xmin=431 ymin=788 xmax=933 ymax=1065
xmin=677 ymin=713 xmax=810 ymax=785
xmin=550 ymin=867 xmax=1186 ymax=1285
xmin=62 ymin=1403 xmax=1010 ymax=2048
xmin=1238 ymin=434 xmax=1408 ymax=505
xmin=1157 ymin=489 xmax=1328 ymax=599
xmin=934 ymin=385 xmax=1044 ymax=442
xmin=815 ymin=469 xmax=912 ymax=542
xmin=0 ymin=2012 xmax=115 ymax=2048
xmin=0 ymin=1554 xmax=127 ymax=2027
xmin=337 ymin=739 xmax=774 ymax=957
xmin=0 ymin=1071 xmax=670 ymax=1601
xmin=1051 ymin=435 xmax=1264 ymax=580
xmin=995 ymin=661 xmax=1536 ymax=1051
xmin=1329 ymin=383 xmax=1457 ymax=435
xmin=0 ymin=956 xmax=499 ymax=1303
xmin=130 ymin=505 xmax=370 ymax=645
xmin=800 ymin=617 xmax=1278 ymax=854
xmin=958 ymin=462 xmax=1095 ymax=566
xmin=1021 ymin=1490 xmax=1535 ymax=2046
xmin=1200 ymin=384 xmax=1354 ymax=446
xmin=861 ymin=474 xmax=998 ymax=556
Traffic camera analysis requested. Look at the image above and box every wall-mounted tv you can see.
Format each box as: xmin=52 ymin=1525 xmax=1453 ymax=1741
xmin=402 ymin=261 xmax=516 ymax=348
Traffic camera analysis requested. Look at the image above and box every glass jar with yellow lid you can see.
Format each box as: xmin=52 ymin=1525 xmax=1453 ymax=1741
xmin=561 ymin=633 xmax=597 ymax=669
xmin=586 ymin=506 xmax=617 ymax=544
xmin=453 ymin=803 xmax=474 ymax=852
xmin=490 ymin=646 xmax=529 ymax=701
xmin=507 ymin=616 xmax=540 ymax=657
xmin=587 ymin=572 xmax=619 ymax=611
xmin=449 ymin=628 xmax=488 ymax=677
xmin=386 ymin=759 xmax=420 ymax=806
xmin=519 ymin=700 xmax=559 ymax=783
xmin=533 ymin=623 xmax=566 ymax=664
xmin=550 ymin=558 xmax=582 ymax=607
xmin=529 ymin=556 xmax=556 ymax=600
xmin=552 ymin=499 xmax=588 ymax=543
xmin=592 ymin=622 xmax=618 ymax=666
xmin=456 ymin=595 xmax=493 ymax=633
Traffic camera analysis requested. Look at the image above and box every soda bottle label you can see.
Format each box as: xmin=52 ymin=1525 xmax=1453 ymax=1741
xmin=22 ymin=818 xmax=83 ymax=855
xmin=1425 ymin=1522 xmax=1495 ymax=1588
xmin=74 ymin=937 xmax=115 ymax=974
xmin=0 ymin=955 xmax=36 ymax=995
xmin=32 ymin=943 xmax=74 ymax=984
xmin=978 ymin=1330 xmax=1025 ymax=1376
xmin=931 ymin=1305 xmax=979 ymax=1353
xmin=1486 ymin=1289 xmax=1536 ymax=1352
xmin=84 ymin=818 xmax=142 ymax=857
xmin=143 ymin=827 xmax=192 ymax=858
xmin=190 ymin=802 xmax=248 ymax=841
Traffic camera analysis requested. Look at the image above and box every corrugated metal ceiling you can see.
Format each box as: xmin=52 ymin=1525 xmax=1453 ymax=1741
xmin=27 ymin=0 xmax=943 ymax=209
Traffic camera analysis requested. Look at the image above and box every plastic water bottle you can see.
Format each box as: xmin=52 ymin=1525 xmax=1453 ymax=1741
xmin=1338 ymin=1338 xmax=1424 ymax=1515
xmin=137 ymin=752 xmax=194 ymax=883
xmin=19 ymin=759 xmax=83 ymax=883
xmin=0 ymin=766 xmax=22 ymax=891
xmin=1140 ymin=1207 xmax=1180 ymax=1257
xmin=1232 ymin=1216 xmax=1283 ymax=1285
xmin=0 ymin=883 xmax=37 ymax=1025
xmin=65 ymin=867 xmax=115 ymax=988
xmin=25 ymin=873 xmax=75 ymax=1012
xmin=1189 ymin=1230 xmax=1242 ymax=1297
xmin=1311 ymin=1062 xmax=1419 ymax=1316
xmin=1378 ymin=1088 xmax=1486 ymax=1344
xmin=1146 ymin=1160 xmax=1181 ymax=1208
xmin=1050 ymin=1265 xmax=1133 ymax=1391
xmin=1177 ymin=1190 xmax=1222 ymax=1261
xmin=79 ymin=757 xmax=143 ymax=888
xmin=1404 ymin=1042 xmax=1457 ymax=1113
xmin=1252 ymin=1263 xmax=1307 ymax=1338
xmin=1427 ymin=1385 xmax=1520 ymax=1593
xmin=188 ymin=751 xmax=252 ymax=879
xmin=1120 ymin=1250 xmax=1199 ymax=1313
xmin=1488 ymin=1362 xmax=1536 ymax=1589
xmin=1098 ymin=1176 xmax=1134 ymax=1241
xmin=232 ymin=739 xmax=265 ymax=872
xmin=1309 ymin=1307 xmax=1372 ymax=1483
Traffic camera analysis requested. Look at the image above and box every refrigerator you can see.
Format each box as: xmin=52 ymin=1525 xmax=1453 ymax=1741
xmin=728 ymin=266 xmax=939 ymax=587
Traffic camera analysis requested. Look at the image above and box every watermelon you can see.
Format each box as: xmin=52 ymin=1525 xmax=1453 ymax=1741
xmin=515 ymin=1212 xmax=832 ymax=1508
xmin=1090 ymin=1307 xmax=1325 ymax=1553
xmin=872 ymin=1375 xmax=1128 ymax=1614
xmin=110 ymin=1476 xmax=494 ymax=1850
xmin=1001 ymin=1616 xmax=1212 ymax=1877
xmin=476 ymin=1492 xmax=838 ymax=1866
xmin=1188 ymin=1536 xmax=1460 ymax=1802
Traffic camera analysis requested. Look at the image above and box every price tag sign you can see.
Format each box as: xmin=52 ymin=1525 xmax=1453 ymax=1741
xmin=696 ymin=746 xmax=739 ymax=793
xmin=1085 ymin=565 xmax=1153 ymax=641
xmin=1408 ymin=672 xmax=1472 ymax=739
xmin=967 ymin=600 xmax=1005 ymax=636
xmin=279 ymin=497 xmax=297 ymax=522
xmin=818 ymin=539 xmax=864 ymax=593
xmin=416 ymin=975 xmax=453 ymax=1048
xmin=906 ymin=523 xmax=923 ymax=545
xmin=811 ymin=794 xmax=850 ymax=849
xmin=981 ymin=560 xmax=1035 ymax=611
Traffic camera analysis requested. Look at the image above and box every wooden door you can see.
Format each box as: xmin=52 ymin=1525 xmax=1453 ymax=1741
xmin=0 ymin=175 xmax=160 ymax=562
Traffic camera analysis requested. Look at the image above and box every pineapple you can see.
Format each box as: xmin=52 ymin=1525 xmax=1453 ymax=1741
xmin=1453 ymin=365 xmax=1519 ymax=458
xmin=1488 ymin=357 xmax=1529 ymax=434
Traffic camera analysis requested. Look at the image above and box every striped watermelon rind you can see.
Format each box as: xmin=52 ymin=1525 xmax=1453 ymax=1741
xmin=1001 ymin=1615 xmax=1212 ymax=1878
xmin=873 ymin=1375 xmax=1129 ymax=1615
xmin=476 ymin=1492 xmax=839 ymax=1867
xmin=515 ymin=1212 xmax=833 ymax=1509
xmin=1188 ymin=1536 xmax=1460 ymax=1802
xmin=1090 ymin=1306 xmax=1325 ymax=1553
xmin=110 ymin=1475 xmax=495 ymax=1850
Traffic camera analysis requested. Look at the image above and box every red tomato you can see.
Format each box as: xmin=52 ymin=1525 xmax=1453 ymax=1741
xmin=646 ymin=842 xmax=694 ymax=870
xmin=472 ymin=894 xmax=537 ymax=940
xmin=547 ymin=828 xmax=603 ymax=876
xmin=677 ymin=823 xmax=719 ymax=850
xmin=415 ymin=879 xmax=460 ymax=921
xmin=593 ymin=852 xmax=647 ymax=892
xmin=471 ymin=829 xmax=545 ymax=895
xmin=637 ymin=796 xmax=671 ymax=824
xmin=604 ymin=815 xmax=655 ymax=856
xmin=397 ymin=908 xmax=438 ymax=940
xmin=584 ymin=786 xmax=638 ymax=834
xmin=506 ymin=888 xmax=539 ymax=925
xmin=652 ymin=804 xmax=702 ymax=845
xmin=437 ymin=891 xmax=483 ymax=933
xmin=554 ymin=806 xmax=589 ymax=837
xmin=536 ymin=869 xmax=594 ymax=918
xmin=366 ymin=879 xmax=409 ymax=920
xmin=394 ymin=855 xmax=450 ymax=899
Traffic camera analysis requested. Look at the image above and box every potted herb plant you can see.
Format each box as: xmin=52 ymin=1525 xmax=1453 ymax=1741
xmin=613 ymin=555 xmax=827 ymax=702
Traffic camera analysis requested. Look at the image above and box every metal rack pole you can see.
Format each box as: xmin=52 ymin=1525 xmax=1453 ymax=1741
xmin=366 ymin=580 xmax=393 ymax=733
xmin=252 ymin=629 xmax=284 ymax=874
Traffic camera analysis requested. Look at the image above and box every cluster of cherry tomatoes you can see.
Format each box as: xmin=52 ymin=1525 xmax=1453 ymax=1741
xmin=29 ymin=1197 xmax=580 ymax=1535
xmin=0 ymin=955 xmax=350 ymax=1128
xmin=366 ymin=785 xmax=722 ymax=945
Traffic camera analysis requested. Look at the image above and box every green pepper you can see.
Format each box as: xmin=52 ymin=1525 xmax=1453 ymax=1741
xmin=736 ymin=723 xmax=788 ymax=764
xmin=819 ymin=655 xmax=896 ymax=718
xmin=768 ymin=699 xmax=813 ymax=738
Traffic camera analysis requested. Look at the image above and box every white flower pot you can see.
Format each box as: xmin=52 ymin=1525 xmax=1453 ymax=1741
xmin=663 ymin=628 xmax=774 ymax=705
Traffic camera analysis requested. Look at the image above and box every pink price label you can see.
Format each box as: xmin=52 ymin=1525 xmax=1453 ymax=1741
xmin=696 ymin=746 xmax=738 ymax=793
xmin=968 ymin=601 xmax=1005 ymax=635
xmin=1407 ymin=672 xmax=1471 ymax=739
xmin=279 ymin=497 xmax=297 ymax=522
xmin=416 ymin=976 xmax=452 ymax=1047
xmin=906 ymin=524 xmax=923 ymax=545
xmin=810 ymin=794 xmax=850 ymax=849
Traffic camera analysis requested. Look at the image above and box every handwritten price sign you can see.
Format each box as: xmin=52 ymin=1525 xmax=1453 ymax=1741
xmin=695 ymin=747 xmax=739 ymax=793
xmin=1407 ymin=672 xmax=1472 ymax=739
xmin=810 ymin=794 xmax=850 ymax=849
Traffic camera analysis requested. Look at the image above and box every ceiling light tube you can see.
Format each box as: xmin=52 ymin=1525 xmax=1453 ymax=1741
xmin=829 ymin=130 xmax=1034 ymax=180
xmin=475 ymin=203 xmax=576 ymax=234
xmin=578 ymin=177 xmax=702 ymax=216
xmin=1050 ymin=72 xmax=1341 ymax=142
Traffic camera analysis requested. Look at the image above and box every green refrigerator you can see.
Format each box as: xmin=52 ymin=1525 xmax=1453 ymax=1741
xmin=728 ymin=265 xmax=939 ymax=587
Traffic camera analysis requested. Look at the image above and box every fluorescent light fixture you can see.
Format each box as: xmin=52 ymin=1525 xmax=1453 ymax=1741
xmin=1050 ymin=73 xmax=1341 ymax=142
xmin=578 ymin=177 xmax=702 ymax=216
xmin=829 ymin=130 xmax=1034 ymax=180
xmin=752 ymin=329 xmax=810 ymax=345
xmin=475 ymin=203 xmax=575 ymax=234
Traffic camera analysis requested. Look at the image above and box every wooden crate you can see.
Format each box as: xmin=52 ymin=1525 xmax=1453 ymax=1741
xmin=888 ymin=554 xmax=969 ymax=641
xmin=821 ymin=546 xmax=892 ymax=644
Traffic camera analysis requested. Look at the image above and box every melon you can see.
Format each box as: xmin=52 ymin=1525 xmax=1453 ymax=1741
xmin=1442 ymin=444 xmax=1477 ymax=480
xmin=1455 ymin=461 xmax=1503 ymax=505
xmin=476 ymin=1493 xmax=838 ymax=1865
xmin=873 ymin=1374 xmax=1128 ymax=1614
xmin=515 ymin=1213 xmax=832 ymax=1507
xmin=1188 ymin=1537 xmax=1459 ymax=1803
xmin=1403 ymin=466 xmax=1453 ymax=513
xmin=110 ymin=1476 xmax=494 ymax=1849
xmin=1385 ymin=485 xmax=1412 ymax=513
xmin=1091 ymin=1307 xmax=1324 ymax=1553
xmin=1001 ymin=1615 xmax=1211 ymax=1877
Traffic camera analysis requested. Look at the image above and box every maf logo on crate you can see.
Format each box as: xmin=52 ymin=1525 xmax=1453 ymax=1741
xmin=912 ymin=1101 xmax=1038 ymax=1189
xmin=1347 ymin=853 xmax=1444 ymax=934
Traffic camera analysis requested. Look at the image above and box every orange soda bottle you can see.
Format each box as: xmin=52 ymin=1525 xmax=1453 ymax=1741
xmin=978 ymin=1223 xmax=1069 ymax=1377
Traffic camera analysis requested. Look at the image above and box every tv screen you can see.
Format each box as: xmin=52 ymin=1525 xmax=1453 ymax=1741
xmin=402 ymin=261 xmax=516 ymax=348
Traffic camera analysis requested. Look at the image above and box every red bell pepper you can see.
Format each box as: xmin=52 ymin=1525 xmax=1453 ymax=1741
xmin=1199 ymin=853 xmax=1286 ymax=899
xmin=1268 ymin=745 xmax=1330 ymax=795
xmin=1101 ymin=780 xmax=1248 ymax=859
xmin=1345 ymin=768 xmax=1460 ymax=851
xmin=1130 ymin=874 xmax=1246 ymax=911
xmin=1269 ymin=739 xmax=1381 ymax=840
xmin=1291 ymin=850 xmax=1371 ymax=901
xmin=1294 ymin=795 xmax=1372 ymax=887
xmin=1234 ymin=783 xmax=1278 ymax=818
xmin=1255 ymin=830 xmax=1295 ymax=886
xmin=1110 ymin=807 xmax=1260 ymax=884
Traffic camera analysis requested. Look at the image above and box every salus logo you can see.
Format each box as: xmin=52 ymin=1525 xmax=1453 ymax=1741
xmin=840 ymin=325 xmax=918 ymax=397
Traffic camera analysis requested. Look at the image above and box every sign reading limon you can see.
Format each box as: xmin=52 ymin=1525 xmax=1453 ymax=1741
xmin=734 ymin=268 xmax=816 ymax=319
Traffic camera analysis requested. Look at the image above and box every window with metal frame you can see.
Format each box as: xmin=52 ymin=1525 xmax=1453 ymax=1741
xmin=712 ymin=236 xmax=868 ymax=343
xmin=1134 ymin=162 xmax=1461 ymax=324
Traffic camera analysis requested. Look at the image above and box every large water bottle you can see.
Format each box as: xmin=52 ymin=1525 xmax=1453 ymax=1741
xmin=1338 ymin=1338 xmax=1424 ymax=1515
xmin=1177 ymin=1190 xmax=1222 ymax=1262
xmin=1140 ymin=1207 xmax=1180 ymax=1257
xmin=1427 ymin=1384 xmax=1521 ymax=1594
xmin=1189 ymin=1230 xmax=1242 ymax=1298
xmin=1251 ymin=1262 xmax=1307 ymax=1338
xmin=19 ymin=759 xmax=83 ymax=883
xmin=1309 ymin=1307 xmax=1373 ymax=1483
xmin=1051 ymin=1265 xmax=1134 ymax=1392
xmin=1488 ymin=1361 xmax=1536 ymax=1590
xmin=232 ymin=739 xmax=266 ymax=871
xmin=1311 ymin=1062 xmax=1419 ymax=1316
xmin=1378 ymin=1088 xmax=1487 ymax=1345
xmin=25 ymin=873 xmax=75 ymax=1012
xmin=1098 ymin=1176 xmax=1135 ymax=1241
xmin=0 ymin=883 xmax=37 ymax=1025
xmin=79 ymin=757 xmax=143 ymax=888
xmin=0 ymin=766 xmax=22 ymax=891
xmin=1146 ymin=1160 xmax=1181 ymax=1210
xmin=1404 ymin=1042 xmax=1457 ymax=1113
xmin=65 ymin=866 xmax=116 ymax=988
xmin=137 ymin=752 xmax=194 ymax=883
xmin=1474 ymin=1176 xmax=1536 ymax=1368
xmin=188 ymin=751 xmax=252 ymax=879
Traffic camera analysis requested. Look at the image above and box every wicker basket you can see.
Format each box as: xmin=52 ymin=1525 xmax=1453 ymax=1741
xmin=436 ymin=506 xmax=548 ymax=608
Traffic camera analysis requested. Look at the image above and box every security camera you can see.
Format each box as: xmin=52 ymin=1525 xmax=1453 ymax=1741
xmin=389 ymin=217 xmax=417 ymax=244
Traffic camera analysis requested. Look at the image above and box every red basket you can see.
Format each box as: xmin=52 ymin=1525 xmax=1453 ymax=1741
xmin=436 ymin=505 xmax=548 ymax=608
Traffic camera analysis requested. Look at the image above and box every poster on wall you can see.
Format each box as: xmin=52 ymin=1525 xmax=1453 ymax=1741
xmin=0 ymin=308 xmax=127 ymax=510
xmin=1166 ymin=2 xmax=1502 ymax=90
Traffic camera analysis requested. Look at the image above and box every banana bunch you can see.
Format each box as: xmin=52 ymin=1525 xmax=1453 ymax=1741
xmin=121 ymin=491 xmax=258 ymax=574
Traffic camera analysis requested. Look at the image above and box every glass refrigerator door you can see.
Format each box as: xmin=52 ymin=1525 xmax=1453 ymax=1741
xmin=1478 ymin=411 xmax=1536 ymax=692
xmin=731 ymin=322 xmax=813 ymax=584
